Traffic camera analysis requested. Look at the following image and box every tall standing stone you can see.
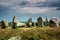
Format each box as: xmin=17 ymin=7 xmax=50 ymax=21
xmin=45 ymin=17 xmax=49 ymax=26
xmin=0 ymin=22 xmax=1 ymax=27
xmin=49 ymin=17 xmax=59 ymax=27
xmin=12 ymin=16 xmax=26 ymax=28
xmin=58 ymin=21 xmax=60 ymax=26
xmin=12 ymin=16 xmax=17 ymax=28
xmin=1 ymin=20 xmax=8 ymax=28
xmin=27 ymin=17 xmax=32 ymax=27
xmin=37 ymin=17 xmax=43 ymax=27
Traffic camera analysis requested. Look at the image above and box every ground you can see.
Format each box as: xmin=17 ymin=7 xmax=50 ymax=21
xmin=0 ymin=26 xmax=60 ymax=40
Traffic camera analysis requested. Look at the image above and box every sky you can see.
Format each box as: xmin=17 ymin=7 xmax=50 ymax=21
xmin=0 ymin=0 xmax=60 ymax=22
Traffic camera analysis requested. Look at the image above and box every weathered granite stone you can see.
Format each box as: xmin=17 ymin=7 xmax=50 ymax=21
xmin=12 ymin=16 xmax=26 ymax=28
xmin=12 ymin=16 xmax=17 ymax=28
xmin=1 ymin=20 xmax=8 ymax=28
xmin=0 ymin=22 xmax=1 ymax=27
xmin=37 ymin=17 xmax=43 ymax=27
xmin=27 ymin=17 xmax=32 ymax=27
xmin=8 ymin=36 xmax=21 ymax=40
xmin=49 ymin=17 xmax=59 ymax=27
xmin=13 ymin=16 xmax=17 ymax=23
xmin=45 ymin=17 xmax=49 ymax=26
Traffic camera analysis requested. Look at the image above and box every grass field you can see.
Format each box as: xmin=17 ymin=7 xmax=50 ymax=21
xmin=0 ymin=27 xmax=60 ymax=40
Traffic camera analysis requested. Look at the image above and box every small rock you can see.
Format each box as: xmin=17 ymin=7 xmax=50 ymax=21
xmin=8 ymin=36 xmax=21 ymax=40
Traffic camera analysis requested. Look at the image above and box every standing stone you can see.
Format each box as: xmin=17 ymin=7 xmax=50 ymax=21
xmin=12 ymin=16 xmax=17 ymax=28
xmin=1 ymin=20 xmax=8 ymax=28
xmin=0 ymin=22 xmax=1 ymax=27
xmin=58 ymin=21 xmax=60 ymax=26
xmin=12 ymin=16 xmax=26 ymax=28
xmin=49 ymin=17 xmax=59 ymax=27
xmin=45 ymin=17 xmax=49 ymax=26
xmin=37 ymin=17 xmax=43 ymax=27
xmin=27 ymin=17 xmax=32 ymax=27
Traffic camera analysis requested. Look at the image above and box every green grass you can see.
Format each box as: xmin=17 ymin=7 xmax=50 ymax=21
xmin=0 ymin=27 xmax=60 ymax=40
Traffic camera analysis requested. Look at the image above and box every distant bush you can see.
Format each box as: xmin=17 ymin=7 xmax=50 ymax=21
xmin=8 ymin=22 xmax=12 ymax=27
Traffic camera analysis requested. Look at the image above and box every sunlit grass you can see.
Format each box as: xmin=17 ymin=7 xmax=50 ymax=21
xmin=0 ymin=26 xmax=60 ymax=40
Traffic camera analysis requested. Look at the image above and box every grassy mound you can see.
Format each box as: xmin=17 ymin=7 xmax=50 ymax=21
xmin=0 ymin=27 xmax=60 ymax=40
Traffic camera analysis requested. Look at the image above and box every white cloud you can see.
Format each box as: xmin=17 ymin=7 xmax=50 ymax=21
xmin=11 ymin=7 xmax=57 ymax=14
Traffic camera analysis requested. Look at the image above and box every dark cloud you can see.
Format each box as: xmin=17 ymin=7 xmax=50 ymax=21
xmin=35 ymin=1 xmax=60 ymax=7
xmin=0 ymin=0 xmax=60 ymax=14
xmin=56 ymin=7 xmax=60 ymax=10
xmin=48 ymin=2 xmax=60 ymax=7
xmin=19 ymin=1 xmax=30 ymax=6
xmin=18 ymin=0 xmax=60 ymax=9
